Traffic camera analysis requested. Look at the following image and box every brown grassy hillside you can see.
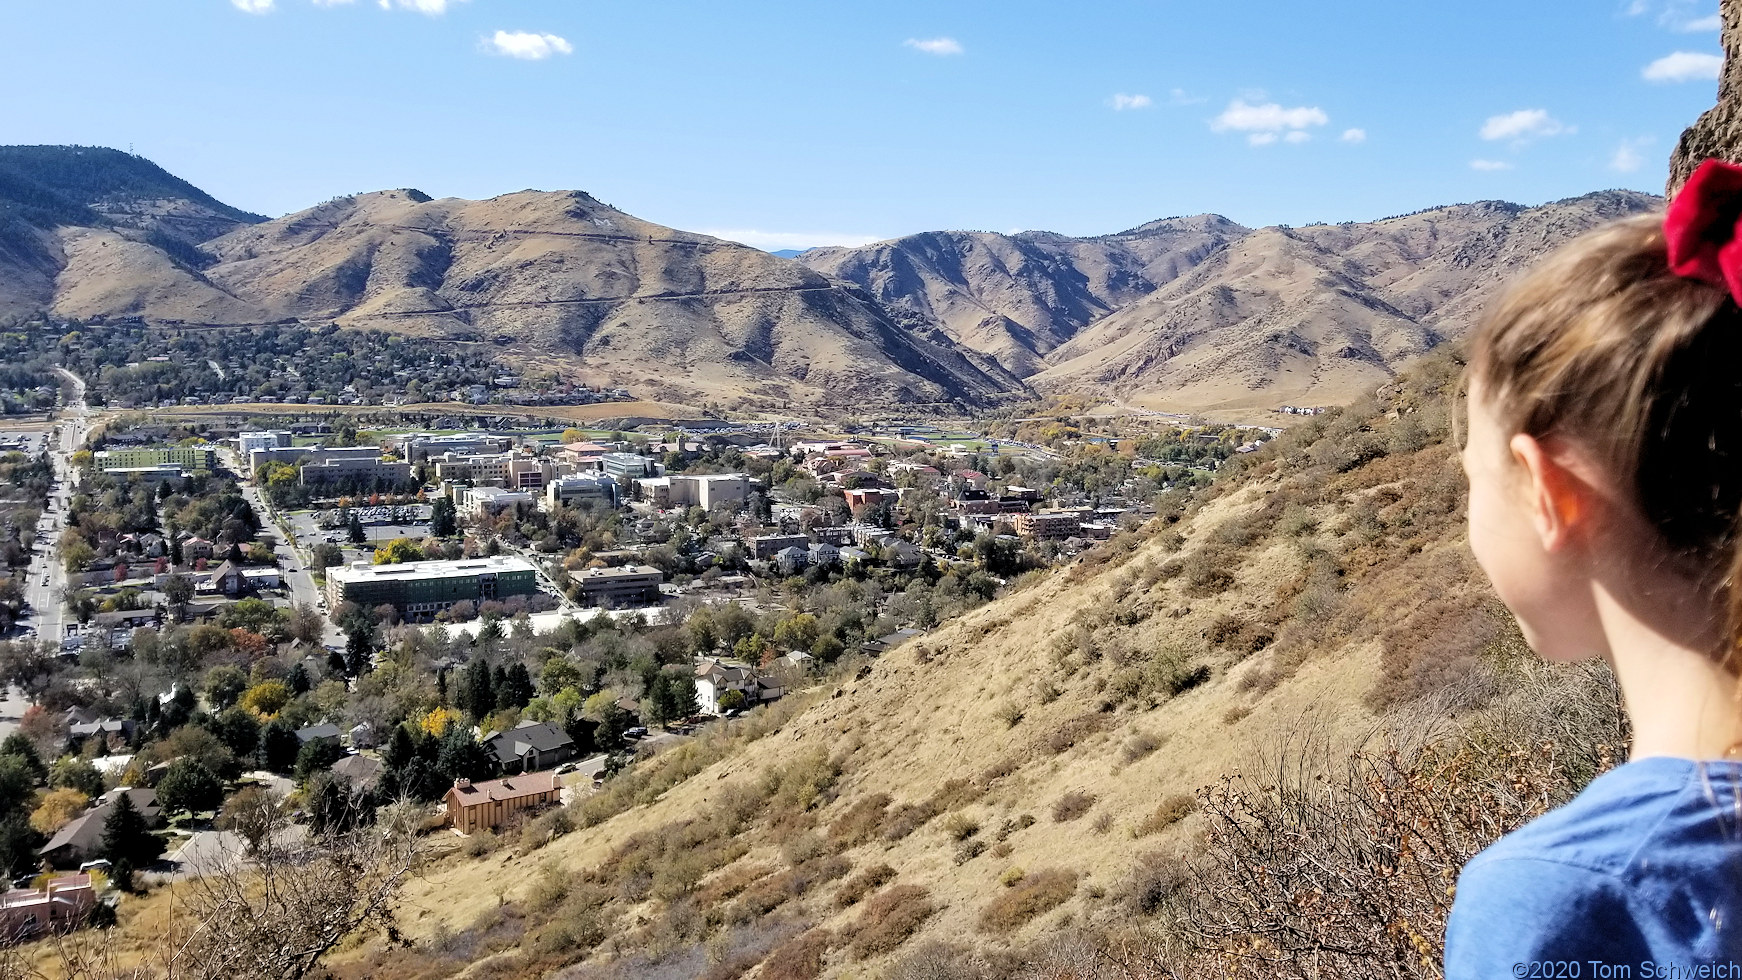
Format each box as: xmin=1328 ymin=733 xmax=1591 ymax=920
xmin=1033 ymin=192 xmax=1659 ymax=414
xmin=215 ymin=348 xmax=1613 ymax=980
xmin=797 ymin=216 xmax=1248 ymax=378
xmin=189 ymin=190 xmax=1026 ymax=411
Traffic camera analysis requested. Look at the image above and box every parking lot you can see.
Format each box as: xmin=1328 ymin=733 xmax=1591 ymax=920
xmin=287 ymin=509 xmax=434 ymax=557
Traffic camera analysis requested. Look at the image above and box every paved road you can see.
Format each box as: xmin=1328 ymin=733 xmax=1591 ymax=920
xmin=16 ymin=370 xmax=91 ymax=649
xmin=227 ymin=460 xmax=346 ymax=649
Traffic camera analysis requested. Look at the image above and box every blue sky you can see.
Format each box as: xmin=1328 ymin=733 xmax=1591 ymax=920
xmin=0 ymin=1 xmax=1727 ymax=248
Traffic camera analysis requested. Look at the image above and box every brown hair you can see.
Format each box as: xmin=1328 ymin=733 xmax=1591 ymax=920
xmin=1468 ymin=212 xmax=1742 ymax=648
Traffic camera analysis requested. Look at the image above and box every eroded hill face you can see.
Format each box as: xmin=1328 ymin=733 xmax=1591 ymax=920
xmin=0 ymin=145 xmax=265 ymax=319
xmin=809 ymin=193 xmax=1660 ymax=418
xmin=796 ymin=216 xmax=1249 ymax=378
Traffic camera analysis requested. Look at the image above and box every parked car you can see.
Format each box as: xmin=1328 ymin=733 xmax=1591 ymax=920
xmin=623 ymin=727 xmax=648 ymax=741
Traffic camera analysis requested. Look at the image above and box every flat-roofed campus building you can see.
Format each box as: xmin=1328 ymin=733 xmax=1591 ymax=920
xmin=546 ymin=475 xmax=618 ymax=510
xmin=95 ymin=445 xmax=218 ymax=473
xmin=238 ymin=431 xmax=293 ymax=455
xmin=325 ymin=556 xmax=538 ymax=620
xmin=300 ymin=454 xmax=413 ymax=485
xmin=574 ymin=564 xmax=662 ymax=608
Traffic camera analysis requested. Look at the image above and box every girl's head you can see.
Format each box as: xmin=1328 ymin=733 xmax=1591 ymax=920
xmin=1465 ymin=189 xmax=1742 ymax=666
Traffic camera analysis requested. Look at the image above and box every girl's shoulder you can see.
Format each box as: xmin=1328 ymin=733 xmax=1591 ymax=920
xmin=1469 ymin=756 xmax=1742 ymax=880
xmin=1446 ymin=758 xmax=1742 ymax=976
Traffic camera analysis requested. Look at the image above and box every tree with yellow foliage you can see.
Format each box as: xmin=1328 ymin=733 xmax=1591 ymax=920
xmin=373 ymin=538 xmax=425 ymax=566
xmin=29 ymin=787 xmax=88 ymax=834
xmin=240 ymin=679 xmax=292 ymax=717
xmin=418 ymin=706 xmax=461 ymax=737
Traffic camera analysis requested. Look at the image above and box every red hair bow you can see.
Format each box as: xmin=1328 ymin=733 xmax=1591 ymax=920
xmin=1666 ymin=158 xmax=1742 ymax=301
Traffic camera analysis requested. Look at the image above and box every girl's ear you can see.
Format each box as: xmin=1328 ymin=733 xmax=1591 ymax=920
xmin=1508 ymin=432 xmax=1593 ymax=551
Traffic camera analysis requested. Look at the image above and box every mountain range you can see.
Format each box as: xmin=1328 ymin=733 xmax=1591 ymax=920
xmin=0 ymin=145 xmax=1661 ymax=416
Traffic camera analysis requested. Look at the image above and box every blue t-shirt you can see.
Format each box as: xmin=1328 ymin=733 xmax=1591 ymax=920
xmin=1446 ymin=756 xmax=1742 ymax=979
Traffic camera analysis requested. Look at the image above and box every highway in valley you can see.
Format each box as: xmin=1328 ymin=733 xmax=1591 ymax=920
xmin=17 ymin=369 xmax=92 ymax=650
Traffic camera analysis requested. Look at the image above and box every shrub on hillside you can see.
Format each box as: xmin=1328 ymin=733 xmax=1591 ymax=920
xmin=1050 ymin=791 xmax=1096 ymax=823
xmin=1131 ymin=794 xmax=1197 ymax=839
xmin=1121 ymin=731 xmax=1164 ymax=762
xmin=1124 ymin=849 xmax=1191 ymax=916
xmin=758 ymin=928 xmax=831 ymax=980
xmin=976 ymin=868 xmax=1078 ymax=934
xmin=846 ymin=884 xmax=935 ymax=960
xmin=834 ymin=863 xmax=896 ymax=908
xmin=1179 ymin=667 xmax=1620 ymax=980
xmin=827 ymin=792 xmax=891 ymax=846
xmin=940 ymin=811 xmax=980 ymax=841
xmin=887 ymin=940 xmax=992 ymax=980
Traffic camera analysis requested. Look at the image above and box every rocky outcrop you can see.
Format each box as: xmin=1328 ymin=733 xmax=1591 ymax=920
xmin=1668 ymin=1 xmax=1742 ymax=194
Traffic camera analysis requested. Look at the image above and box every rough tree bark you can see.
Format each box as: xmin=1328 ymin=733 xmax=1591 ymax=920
xmin=1668 ymin=0 xmax=1742 ymax=195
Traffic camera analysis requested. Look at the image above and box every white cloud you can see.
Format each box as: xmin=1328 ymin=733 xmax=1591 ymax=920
xmin=1340 ymin=128 xmax=1367 ymax=143
xmin=378 ymin=0 xmax=465 ymax=13
xmin=903 ymin=37 xmax=964 ymax=56
xmin=1610 ymin=137 xmax=1655 ymax=172
xmin=1479 ymin=109 xmax=1573 ymax=142
xmin=231 ymin=0 xmax=274 ymax=12
xmin=1211 ymin=99 xmax=1329 ymax=140
xmin=1643 ymin=51 xmax=1724 ymax=81
xmin=1168 ymin=88 xmax=1207 ymax=106
xmin=1109 ymin=93 xmax=1153 ymax=111
xmin=1470 ymin=159 xmax=1514 ymax=171
xmin=485 ymin=31 xmax=574 ymax=60
xmin=699 ymin=229 xmax=885 ymax=252
xmin=1625 ymin=1 xmax=1723 ymax=30
xmin=1284 ymin=130 xmax=1312 ymax=144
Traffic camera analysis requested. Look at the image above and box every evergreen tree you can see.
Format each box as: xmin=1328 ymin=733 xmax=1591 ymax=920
xmin=380 ymin=725 xmax=416 ymax=771
xmin=498 ymin=662 xmax=535 ymax=710
xmin=0 ymin=732 xmax=45 ymax=783
xmin=101 ymin=793 xmax=163 ymax=888
xmin=668 ymin=673 xmax=699 ymax=721
xmin=294 ymin=738 xmax=345 ymax=783
xmin=0 ymin=813 xmax=42 ymax=879
xmin=435 ymin=726 xmax=493 ymax=784
xmin=305 ymin=771 xmax=372 ymax=837
xmin=647 ymin=674 xmax=676 ymax=726
xmin=286 ymin=661 xmax=311 ymax=695
xmin=326 ymin=646 xmax=347 ymax=677
xmin=431 ymin=495 xmax=457 ymax=538
xmin=461 ymin=659 xmax=494 ymax=720
xmin=259 ymin=719 xmax=301 ymax=773
xmin=347 ymin=512 xmax=366 ymax=544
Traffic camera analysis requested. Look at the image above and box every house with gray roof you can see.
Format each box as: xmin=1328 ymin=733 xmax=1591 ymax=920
xmin=481 ymin=721 xmax=575 ymax=775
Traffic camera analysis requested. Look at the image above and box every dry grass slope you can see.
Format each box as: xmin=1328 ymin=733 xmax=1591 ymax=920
xmin=67 ymin=349 xmax=1623 ymax=980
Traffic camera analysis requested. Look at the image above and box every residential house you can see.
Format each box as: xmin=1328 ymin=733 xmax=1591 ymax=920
xmin=862 ymin=627 xmax=924 ymax=655
xmin=67 ymin=718 xmax=134 ymax=753
xmin=694 ymin=658 xmax=758 ymax=715
xmin=446 ymin=772 xmax=561 ymax=835
xmin=482 ymin=721 xmax=576 ymax=774
xmin=330 ymin=754 xmax=384 ymax=794
xmin=0 ymin=874 xmax=97 ymax=940
xmin=39 ymin=789 xmax=164 ymax=867
xmin=295 ymin=723 xmax=342 ymax=745
xmin=808 ymin=542 xmax=840 ymax=568
xmin=749 ymin=534 xmax=809 ymax=560
xmin=773 ymin=546 xmax=810 ymax=575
